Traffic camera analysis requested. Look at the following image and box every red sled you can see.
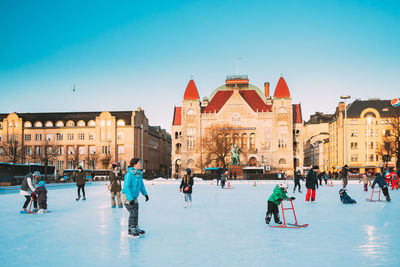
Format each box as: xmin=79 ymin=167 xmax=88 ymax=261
xmin=269 ymin=199 xmax=308 ymax=228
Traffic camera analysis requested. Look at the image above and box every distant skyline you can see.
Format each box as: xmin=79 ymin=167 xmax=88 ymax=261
xmin=1 ymin=0 xmax=399 ymax=131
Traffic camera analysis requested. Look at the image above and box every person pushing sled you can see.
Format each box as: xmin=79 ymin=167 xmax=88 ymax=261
xmin=265 ymin=182 xmax=295 ymax=225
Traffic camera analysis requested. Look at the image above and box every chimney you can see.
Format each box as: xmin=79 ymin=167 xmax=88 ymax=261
xmin=264 ymin=82 xmax=270 ymax=97
xmin=338 ymin=102 xmax=345 ymax=112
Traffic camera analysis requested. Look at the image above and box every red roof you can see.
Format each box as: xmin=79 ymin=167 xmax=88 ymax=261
xmin=292 ymin=104 xmax=302 ymax=123
xmin=183 ymin=80 xmax=199 ymax=100
xmin=239 ymin=90 xmax=272 ymax=112
xmin=203 ymin=91 xmax=233 ymax=113
xmin=172 ymin=107 xmax=182 ymax=125
xmin=273 ymin=77 xmax=291 ymax=98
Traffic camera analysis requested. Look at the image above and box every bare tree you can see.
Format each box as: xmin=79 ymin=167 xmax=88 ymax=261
xmin=0 ymin=136 xmax=23 ymax=179
xmin=377 ymin=138 xmax=395 ymax=170
xmin=202 ymin=124 xmax=239 ymax=168
xmin=87 ymin=152 xmax=99 ymax=170
xmin=101 ymin=153 xmax=112 ymax=169
xmin=38 ymin=139 xmax=58 ymax=180
xmin=388 ymin=114 xmax=400 ymax=169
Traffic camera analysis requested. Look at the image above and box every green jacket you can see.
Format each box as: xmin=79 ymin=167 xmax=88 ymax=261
xmin=268 ymin=185 xmax=289 ymax=205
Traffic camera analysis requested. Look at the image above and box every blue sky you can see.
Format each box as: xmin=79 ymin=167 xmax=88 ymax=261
xmin=0 ymin=0 xmax=399 ymax=131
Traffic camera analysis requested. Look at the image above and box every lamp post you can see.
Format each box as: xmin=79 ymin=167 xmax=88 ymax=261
xmin=340 ymin=95 xmax=350 ymax=166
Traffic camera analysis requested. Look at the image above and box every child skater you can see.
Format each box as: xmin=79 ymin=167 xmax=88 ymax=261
xmin=387 ymin=168 xmax=399 ymax=190
xmin=221 ymin=171 xmax=228 ymax=188
xmin=265 ymin=182 xmax=295 ymax=225
xmin=293 ymin=170 xmax=304 ymax=193
xmin=180 ymin=168 xmax=194 ymax=208
xmin=339 ymin=188 xmax=356 ymax=204
xmin=33 ymin=180 xmax=48 ymax=213
xmin=371 ymin=173 xmax=391 ymax=202
xmin=305 ymin=166 xmax=319 ymax=202
xmin=359 ymin=174 xmax=371 ymax=192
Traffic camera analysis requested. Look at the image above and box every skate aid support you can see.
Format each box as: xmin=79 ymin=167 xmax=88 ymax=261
xmin=269 ymin=199 xmax=308 ymax=228
xmin=369 ymin=187 xmax=381 ymax=201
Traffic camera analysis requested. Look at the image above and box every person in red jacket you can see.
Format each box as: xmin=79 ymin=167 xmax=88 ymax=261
xmin=387 ymin=168 xmax=399 ymax=190
xmin=305 ymin=166 xmax=319 ymax=202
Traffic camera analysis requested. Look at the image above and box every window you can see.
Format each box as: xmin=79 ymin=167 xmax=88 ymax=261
xmin=107 ymin=120 xmax=111 ymax=126
xmin=35 ymin=134 xmax=42 ymax=141
xmin=279 ymin=158 xmax=286 ymax=164
xmin=56 ymin=133 xmax=63 ymax=141
xmin=34 ymin=121 xmax=43 ymax=127
xmin=118 ymin=145 xmax=124 ymax=154
xmin=117 ymin=120 xmax=125 ymax=126
xmin=24 ymin=121 xmax=32 ymax=128
xmin=231 ymin=113 xmax=241 ymax=126
xmin=57 ymin=160 xmax=64 ymax=170
xmin=0 ymin=147 xmax=3 ymax=156
xmin=351 ymin=142 xmax=358 ymax=150
xmin=78 ymin=146 xmax=86 ymax=155
xmin=77 ymin=120 xmax=85 ymax=127
xmin=187 ymin=159 xmax=194 ymax=168
xmin=101 ymin=120 xmax=105 ymax=126
xmin=89 ymin=146 xmax=96 ymax=154
xmin=278 ymin=126 xmax=288 ymax=148
xmin=351 ymin=130 xmax=358 ymax=137
xmin=175 ymin=143 xmax=182 ymax=154
xmin=117 ymin=132 xmax=124 ymax=140
xmin=78 ymin=133 xmax=85 ymax=140
xmin=68 ymin=147 xmax=75 ymax=155
xmin=250 ymin=133 xmax=256 ymax=149
xmin=56 ymin=121 xmax=64 ymax=127
xmin=67 ymin=133 xmax=74 ymax=140
xmin=66 ymin=121 xmax=75 ymax=127
xmin=101 ymin=133 xmax=105 ymax=140
xmin=365 ymin=142 xmax=374 ymax=149
xmin=57 ymin=146 xmax=64 ymax=155
xmin=0 ymin=135 xmax=2 ymax=142
xmin=351 ymin=154 xmax=358 ymax=162
xmin=241 ymin=133 xmax=248 ymax=149
xmin=24 ymin=147 xmax=32 ymax=156
xmin=46 ymin=134 xmax=53 ymax=141
xmin=187 ymin=128 xmax=195 ymax=149
xmin=107 ymin=132 xmax=111 ymax=140
xmin=46 ymin=146 xmax=53 ymax=154
xmin=45 ymin=121 xmax=53 ymax=127
xmin=35 ymin=146 xmax=42 ymax=155
xmin=102 ymin=146 xmax=110 ymax=154
xmin=89 ymin=133 xmax=95 ymax=140
xmin=88 ymin=120 xmax=96 ymax=127
xmin=24 ymin=134 xmax=31 ymax=141
xmin=14 ymin=134 xmax=18 ymax=141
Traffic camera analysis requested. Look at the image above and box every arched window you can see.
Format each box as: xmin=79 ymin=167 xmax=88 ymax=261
xmin=233 ymin=133 xmax=239 ymax=146
xmin=175 ymin=143 xmax=182 ymax=154
xmin=88 ymin=120 xmax=95 ymax=127
xmin=66 ymin=120 xmax=75 ymax=127
xmin=45 ymin=121 xmax=53 ymax=127
xmin=232 ymin=112 xmax=241 ymax=126
xmin=34 ymin=121 xmax=43 ymax=127
xmin=241 ymin=133 xmax=248 ymax=149
xmin=250 ymin=133 xmax=256 ymax=149
xmin=224 ymin=134 xmax=231 ymax=146
xmin=186 ymin=109 xmax=195 ymax=116
xmin=279 ymin=158 xmax=286 ymax=165
xmin=24 ymin=121 xmax=32 ymax=128
xmin=101 ymin=120 xmax=105 ymax=126
xmin=278 ymin=107 xmax=287 ymax=114
xmin=249 ymin=157 xmax=257 ymax=166
xmin=77 ymin=120 xmax=85 ymax=127
xmin=187 ymin=159 xmax=194 ymax=168
xmin=56 ymin=121 xmax=64 ymax=127
xmin=117 ymin=120 xmax=125 ymax=126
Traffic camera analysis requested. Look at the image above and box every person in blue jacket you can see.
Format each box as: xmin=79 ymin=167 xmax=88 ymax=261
xmin=339 ymin=188 xmax=356 ymax=204
xmin=122 ymin=158 xmax=149 ymax=237
xmin=371 ymin=172 xmax=391 ymax=202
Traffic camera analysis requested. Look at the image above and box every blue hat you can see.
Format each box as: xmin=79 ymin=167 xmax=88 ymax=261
xmin=38 ymin=180 xmax=45 ymax=187
xmin=33 ymin=171 xmax=41 ymax=178
xmin=185 ymin=168 xmax=192 ymax=175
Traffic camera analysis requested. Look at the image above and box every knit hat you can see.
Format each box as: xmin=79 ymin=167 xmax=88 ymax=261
xmin=38 ymin=180 xmax=46 ymax=187
xmin=112 ymin=163 xmax=118 ymax=169
xmin=78 ymin=166 xmax=83 ymax=170
xmin=185 ymin=168 xmax=192 ymax=175
xmin=33 ymin=171 xmax=41 ymax=178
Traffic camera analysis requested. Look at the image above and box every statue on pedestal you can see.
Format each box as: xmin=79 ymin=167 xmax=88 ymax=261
xmin=230 ymin=144 xmax=240 ymax=165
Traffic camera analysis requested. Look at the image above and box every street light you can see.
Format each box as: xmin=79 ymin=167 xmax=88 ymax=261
xmin=340 ymin=95 xmax=351 ymax=165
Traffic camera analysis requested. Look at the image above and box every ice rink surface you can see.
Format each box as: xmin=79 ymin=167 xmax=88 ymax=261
xmin=1 ymin=181 xmax=399 ymax=267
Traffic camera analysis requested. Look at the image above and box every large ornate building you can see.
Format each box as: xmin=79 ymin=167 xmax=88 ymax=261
xmin=0 ymin=108 xmax=171 ymax=175
xmin=171 ymin=75 xmax=303 ymax=177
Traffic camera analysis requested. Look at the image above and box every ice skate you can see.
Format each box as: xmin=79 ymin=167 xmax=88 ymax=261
xmin=299 ymin=190 xmax=302 ymax=193
xmin=111 ymin=205 xmax=116 ymax=208
xmin=82 ymin=197 xmax=86 ymax=200
xmin=135 ymin=226 xmax=145 ymax=235
xmin=119 ymin=205 xmax=123 ymax=208
xmin=128 ymin=227 xmax=139 ymax=238
xmin=20 ymin=209 xmax=28 ymax=214
xmin=76 ymin=196 xmax=80 ymax=201
xmin=386 ymin=196 xmax=391 ymax=202
xmin=265 ymin=213 xmax=272 ymax=225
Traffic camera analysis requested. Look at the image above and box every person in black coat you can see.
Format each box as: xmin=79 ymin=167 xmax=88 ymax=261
xmin=74 ymin=166 xmax=86 ymax=201
xmin=293 ymin=170 xmax=304 ymax=193
xmin=110 ymin=163 xmax=123 ymax=208
xmin=305 ymin=166 xmax=319 ymax=202
xmin=180 ymin=168 xmax=194 ymax=208
xmin=341 ymin=165 xmax=349 ymax=188
xmin=372 ymin=173 xmax=391 ymax=201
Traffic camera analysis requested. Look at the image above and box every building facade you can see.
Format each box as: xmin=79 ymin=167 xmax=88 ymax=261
xmin=327 ymin=99 xmax=398 ymax=174
xmin=171 ymin=75 xmax=303 ymax=178
xmin=0 ymin=108 xmax=171 ymax=175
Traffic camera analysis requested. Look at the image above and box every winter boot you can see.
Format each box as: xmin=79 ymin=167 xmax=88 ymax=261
xmin=275 ymin=215 xmax=283 ymax=225
xmin=265 ymin=213 xmax=272 ymax=225
xmin=111 ymin=205 xmax=116 ymax=208
xmin=119 ymin=205 xmax=123 ymax=208
xmin=135 ymin=226 xmax=145 ymax=235
xmin=20 ymin=209 xmax=28 ymax=214
xmin=82 ymin=196 xmax=86 ymax=200
xmin=128 ymin=227 xmax=139 ymax=237
xmin=386 ymin=196 xmax=391 ymax=202
xmin=299 ymin=190 xmax=302 ymax=193
xmin=76 ymin=196 xmax=80 ymax=201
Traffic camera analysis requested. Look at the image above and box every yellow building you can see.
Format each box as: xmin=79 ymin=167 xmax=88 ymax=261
xmin=0 ymin=109 xmax=171 ymax=176
xmin=328 ymin=99 xmax=397 ymax=174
